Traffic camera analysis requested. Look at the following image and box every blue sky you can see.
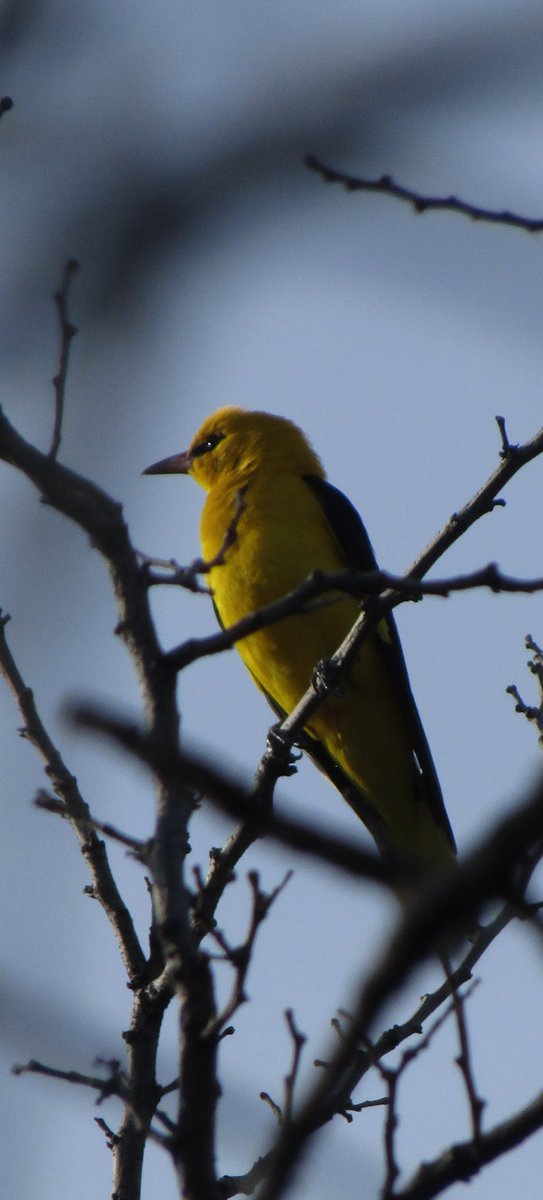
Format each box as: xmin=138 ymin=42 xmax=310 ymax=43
xmin=2 ymin=3 xmax=543 ymax=1197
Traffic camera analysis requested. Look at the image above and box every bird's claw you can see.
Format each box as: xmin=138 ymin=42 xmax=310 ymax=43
xmin=312 ymin=658 xmax=343 ymax=697
xmin=265 ymin=724 xmax=301 ymax=776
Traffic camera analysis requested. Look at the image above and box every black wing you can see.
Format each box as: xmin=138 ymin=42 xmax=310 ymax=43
xmin=303 ymin=475 xmax=456 ymax=852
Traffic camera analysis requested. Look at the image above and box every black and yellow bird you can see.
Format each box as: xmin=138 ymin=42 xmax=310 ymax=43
xmin=145 ymin=407 xmax=455 ymax=870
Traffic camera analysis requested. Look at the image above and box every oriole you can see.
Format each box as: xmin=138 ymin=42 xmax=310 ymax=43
xmin=145 ymin=407 xmax=455 ymax=868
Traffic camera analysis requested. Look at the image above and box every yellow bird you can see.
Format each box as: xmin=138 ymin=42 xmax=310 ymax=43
xmin=145 ymin=407 xmax=455 ymax=869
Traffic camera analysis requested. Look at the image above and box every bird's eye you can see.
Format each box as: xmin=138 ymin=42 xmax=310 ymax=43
xmin=191 ymin=432 xmax=225 ymax=458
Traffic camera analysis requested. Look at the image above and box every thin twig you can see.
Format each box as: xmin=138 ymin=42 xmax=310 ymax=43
xmin=260 ymin=1093 xmax=283 ymax=1124
xmin=95 ymin=1117 xmax=121 ymax=1148
xmin=495 ymin=414 xmax=518 ymax=457
xmin=283 ymin=1011 xmax=307 ymax=1127
xmin=35 ymin=788 xmax=147 ymax=855
xmin=136 ymin=552 xmax=210 ymax=594
xmin=141 ymin=483 xmax=247 ymax=593
xmin=507 ymin=635 xmax=543 ymax=747
xmin=254 ymin=1011 xmax=307 ymax=1134
xmin=444 ymin=966 xmax=485 ymax=1142
xmin=205 ymin=871 xmax=292 ymax=1037
xmin=306 ymin=157 xmax=543 ymax=234
xmin=50 ymin=258 xmax=79 ymax=459
xmin=12 ymin=1057 xmax=125 ymax=1103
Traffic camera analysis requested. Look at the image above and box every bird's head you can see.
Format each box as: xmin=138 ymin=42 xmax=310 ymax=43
xmin=144 ymin=406 xmax=324 ymax=491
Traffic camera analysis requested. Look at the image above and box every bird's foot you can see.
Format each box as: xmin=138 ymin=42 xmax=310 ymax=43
xmin=312 ymin=657 xmax=343 ymax=697
xmin=265 ymin=724 xmax=302 ymax=777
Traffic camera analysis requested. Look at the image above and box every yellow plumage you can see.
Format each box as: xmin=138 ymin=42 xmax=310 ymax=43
xmin=145 ymin=407 xmax=455 ymax=868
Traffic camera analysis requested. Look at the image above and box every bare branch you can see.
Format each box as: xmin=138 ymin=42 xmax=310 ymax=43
xmin=379 ymin=1063 xmax=399 ymax=1196
xmin=396 ymin=1088 xmax=543 ymax=1200
xmin=172 ymin=949 xmax=222 ymax=1200
xmin=0 ymin=408 xmax=220 ymax=1199
xmin=276 ymin=421 xmax=543 ymax=758
xmin=0 ymin=407 xmax=179 ymax=753
xmin=137 ymin=551 xmax=211 ymax=595
xmin=444 ymin=967 xmax=485 ymax=1142
xmin=218 ymin=1013 xmax=306 ymax=1198
xmin=165 ymin=561 xmax=543 ymax=674
xmin=253 ymin=775 xmax=543 ymax=1200
xmin=206 ymin=871 xmax=292 ymax=1037
xmin=375 ymin=985 xmax=476 ymax=1199
xmin=67 ymin=707 xmax=403 ymax=889
xmin=13 ymin=1057 xmax=172 ymax=1157
xmin=0 ymin=612 xmax=145 ymax=981
xmin=306 ymin=157 xmax=543 ymax=234
xmin=141 ymin=486 xmax=247 ymax=594
xmin=333 ymin=903 xmax=514 ymax=1116
xmin=35 ymin=788 xmax=147 ymax=855
xmin=67 ymin=702 xmax=543 ymax=1200
xmin=12 ymin=1057 xmax=125 ymax=1103
xmin=0 ymin=407 xmax=197 ymax=967
xmin=4 ymin=397 xmax=543 ymax=1199
xmin=217 ymin=914 xmax=514 ymax=1200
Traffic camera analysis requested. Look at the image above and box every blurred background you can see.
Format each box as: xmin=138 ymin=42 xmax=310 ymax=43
xmin=1 ymin=2 xmax=543 ymax=1197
